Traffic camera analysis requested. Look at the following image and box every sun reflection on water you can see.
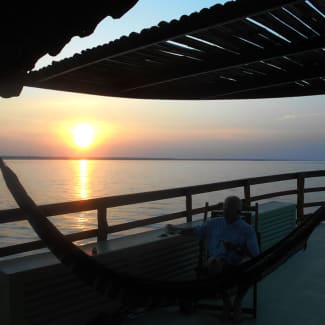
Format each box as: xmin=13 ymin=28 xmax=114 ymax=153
xmin=78 ymin=159 xmax=89 ymax=199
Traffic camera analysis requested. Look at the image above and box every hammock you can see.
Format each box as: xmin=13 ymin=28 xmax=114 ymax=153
xmin=1 ymin=158 xmax=324 ymax=305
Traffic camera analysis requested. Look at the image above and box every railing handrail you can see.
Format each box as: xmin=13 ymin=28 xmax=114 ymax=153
xmin=0 ymin=170 xmax=325 ymax=257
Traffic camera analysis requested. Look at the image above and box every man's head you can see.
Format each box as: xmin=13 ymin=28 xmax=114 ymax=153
xmin=224 ymin=196 xmax=241 ymax=223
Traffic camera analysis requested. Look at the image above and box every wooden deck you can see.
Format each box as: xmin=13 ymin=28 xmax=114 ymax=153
xmin=124 ymin=223 xmax=325 ymax=325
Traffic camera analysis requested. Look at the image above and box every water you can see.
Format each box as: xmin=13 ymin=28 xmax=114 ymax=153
xmin=1 ymin=159 xmax=325 ymax=252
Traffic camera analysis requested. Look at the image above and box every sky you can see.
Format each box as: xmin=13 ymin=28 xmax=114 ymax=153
xmin=0 ymin=0 xmax=324 ymax=160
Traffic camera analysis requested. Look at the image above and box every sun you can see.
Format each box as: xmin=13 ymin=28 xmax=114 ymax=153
xmin=73 ymin=123 xmax=95 ymax=148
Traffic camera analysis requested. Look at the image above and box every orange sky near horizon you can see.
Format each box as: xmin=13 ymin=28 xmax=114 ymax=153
xmin=1 ymin=86 xmax=325 ymax=159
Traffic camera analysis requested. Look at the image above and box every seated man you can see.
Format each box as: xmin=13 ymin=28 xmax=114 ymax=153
xmin=166 ymin=195 xmax=259 ymax=321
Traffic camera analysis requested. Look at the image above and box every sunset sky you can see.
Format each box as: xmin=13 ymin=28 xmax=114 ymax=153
xmin=1 ymin=0 xmax=324 ymax=160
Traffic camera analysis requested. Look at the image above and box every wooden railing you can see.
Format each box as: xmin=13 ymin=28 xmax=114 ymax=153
xmin=0 ymin=170 xmax=325 ymax=258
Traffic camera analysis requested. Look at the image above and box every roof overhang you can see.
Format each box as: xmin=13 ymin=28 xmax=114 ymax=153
xmin=16 ymin=0 xmax=325 ymax=99
xmin=0 ymin=1 xmax=139 ymax=98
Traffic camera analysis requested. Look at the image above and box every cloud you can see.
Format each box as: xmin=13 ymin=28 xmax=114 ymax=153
xmin=279 ymin=114 xmax=297 ymax=120
xmin=279 ymin=112 xmax=325 ymax=121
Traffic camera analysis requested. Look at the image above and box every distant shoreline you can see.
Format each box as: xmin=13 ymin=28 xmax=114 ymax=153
xmin=1 ymin=156 xmax=323 ymax=162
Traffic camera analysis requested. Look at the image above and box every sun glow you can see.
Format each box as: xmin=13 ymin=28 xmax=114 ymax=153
xmin=73 ymin=123 xmax=94 ymax=148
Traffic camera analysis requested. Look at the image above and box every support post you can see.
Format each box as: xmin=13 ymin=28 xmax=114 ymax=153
xmin=297 ymin=174 xmax=305 ymax=222
xmin=244 ymin=181 xmax=251 ymax=210
xmin=97 ymin=207 xmax=109 ymax=241
xmin=186 ymin=193 xmax=192 ymax=222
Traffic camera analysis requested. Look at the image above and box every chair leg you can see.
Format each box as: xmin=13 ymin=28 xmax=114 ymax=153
xmin=196 ymin=285 xmax=258 ymax=319
xmin=253 ymin=284 xmax=257 ymax=318
xmin=240 ymin=284 xmax=257 ymax=318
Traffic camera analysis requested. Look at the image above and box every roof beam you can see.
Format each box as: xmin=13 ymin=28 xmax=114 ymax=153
xmin=123 ymin=64 xmax=325 ymax=99
xmin=119 ymin=35 xmax=325 ymax=94
xmin=222 ymin=78 xmax=325 ymax=99
xmin=209 ymin=65 xmax=325 ymax=99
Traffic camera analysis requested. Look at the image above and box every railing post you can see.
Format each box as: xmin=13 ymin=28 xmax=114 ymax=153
xmin=186 ymin=193 xmax=192 ymax=222
xmin=203 ymin=202 xmax=209 ymax=221
xmin=244 ymin=181 xmax=251 ymax=210
xmin=297 ymin=174 xmax=305 ymax=222
xmin=97 ymin=207 xmax=109 ymax=241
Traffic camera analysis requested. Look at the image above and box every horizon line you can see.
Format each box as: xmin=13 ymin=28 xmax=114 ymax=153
xmin=1 ymin=155 xmax=324 ymax=162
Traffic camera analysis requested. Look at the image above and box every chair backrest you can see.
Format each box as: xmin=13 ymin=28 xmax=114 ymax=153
xmin=210 ymin=202 xmax=259 ymax=231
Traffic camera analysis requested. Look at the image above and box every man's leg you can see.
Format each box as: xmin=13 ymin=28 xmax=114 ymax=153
xmin=220 ymin=291 xmax=232 ymax=320
xmin=207 ymin=257 xmax=232 ymax=319
xmin=232 ymin=285 xmax=250 ymax=322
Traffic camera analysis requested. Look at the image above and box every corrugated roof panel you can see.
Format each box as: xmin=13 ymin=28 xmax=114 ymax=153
xmin=26 ymin=0 xmax=325 ymax=100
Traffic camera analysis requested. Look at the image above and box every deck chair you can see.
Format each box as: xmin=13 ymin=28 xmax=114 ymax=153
xmin=194 ymin=202 xmax=260 ymax=319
